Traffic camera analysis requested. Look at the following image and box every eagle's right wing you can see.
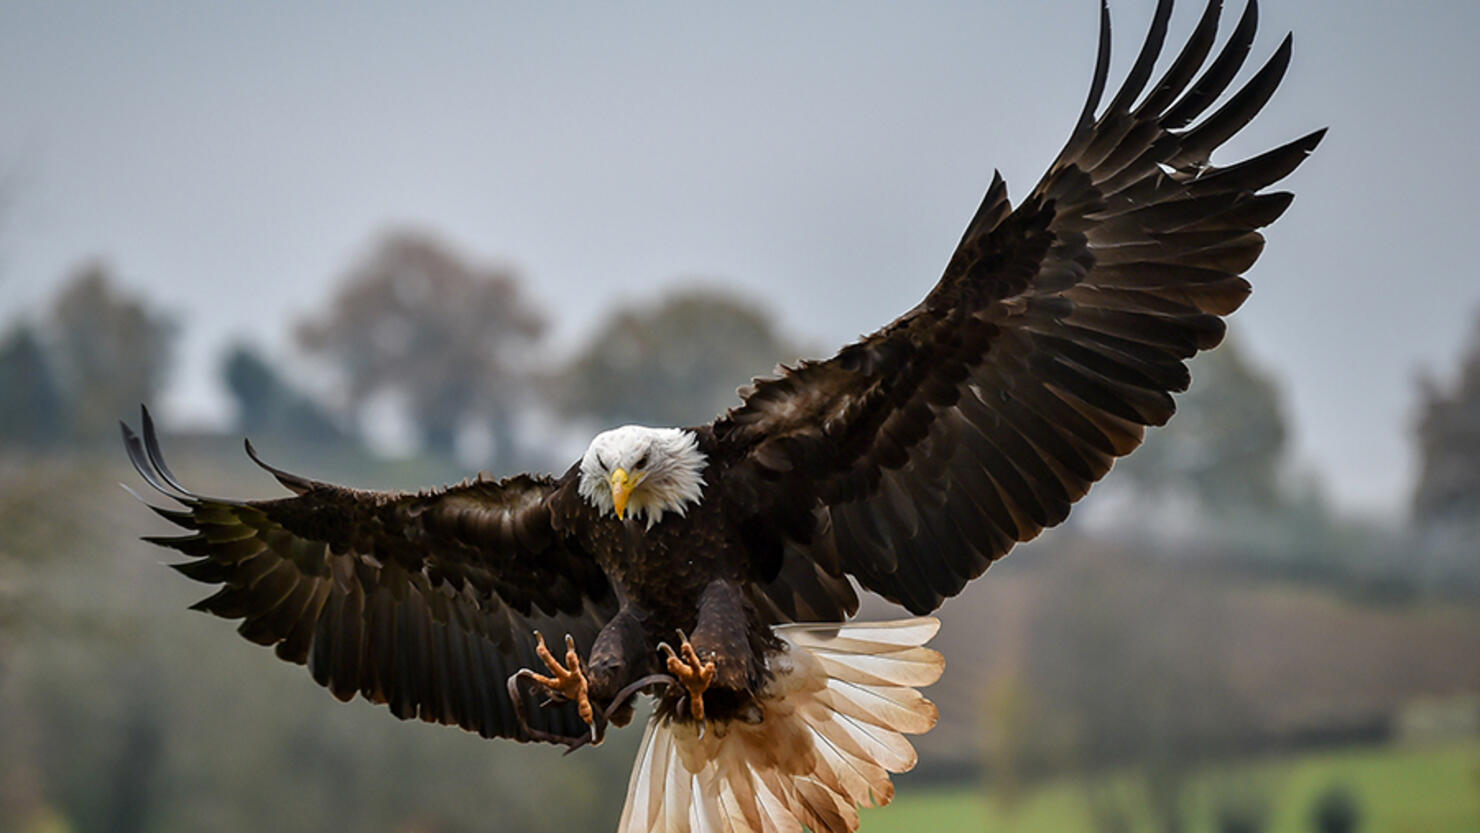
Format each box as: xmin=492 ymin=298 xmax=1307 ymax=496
xmin=123 ymin=409 xmax=614 ymax=744
xmin=713 ymin=0 xmax=1323 ymax=615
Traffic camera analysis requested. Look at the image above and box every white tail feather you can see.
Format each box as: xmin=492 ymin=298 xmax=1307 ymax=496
xmin=616 ymin=617 xmax=944 ymax=833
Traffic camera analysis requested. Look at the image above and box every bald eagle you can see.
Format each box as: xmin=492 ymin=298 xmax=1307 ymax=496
xmin=123 ymin=1 xmax=1321 ymax=831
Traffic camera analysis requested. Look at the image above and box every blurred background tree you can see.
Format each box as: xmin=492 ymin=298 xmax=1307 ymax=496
xmin=222 ymin=342 xmax=346 ymax=450
xmin=43 ymin=262 xmax=176 ymax=445
xmin=296 ymin=229 xmax=546 ymax=469
xmin=550 ymin=287 xmax=803 ymax=428
xmin=1115 ymin=332 xmax=1289 ymax=516
xmin=1023 ymin=558 xmax=1249 ymax=833
xmin=1092 ymin=329 xmax=1386 ymax=586
xmin=0 ymin=326 xmax=66 ymax=448
xmin=1410 ymin=310 xmax=1480 ymax=593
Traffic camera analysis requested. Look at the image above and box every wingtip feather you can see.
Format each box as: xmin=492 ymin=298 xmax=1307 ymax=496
xmin=1075 ymin=0 xmax=1115 ymax=130
xmin=244 ymin=436 xmax=315 ymax=495
xmin=141 ymin=406 xmax=193 ymax=497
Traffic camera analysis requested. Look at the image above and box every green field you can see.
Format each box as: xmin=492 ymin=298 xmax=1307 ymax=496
xmin=862 ymin=741 xmax=1480 ymax=833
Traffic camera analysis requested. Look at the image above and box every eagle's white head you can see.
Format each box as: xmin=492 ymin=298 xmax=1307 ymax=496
xmin=578 ymin=425 xmax=707 ymax=529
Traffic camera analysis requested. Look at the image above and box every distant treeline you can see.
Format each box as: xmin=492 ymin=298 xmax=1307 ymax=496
xmin=2 ymin=227 xmax=1478 ymax=593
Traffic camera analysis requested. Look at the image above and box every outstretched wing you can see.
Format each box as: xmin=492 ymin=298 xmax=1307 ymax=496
xmin=713 ymin=0 xmax=1323 ymax=614
xmin=123 ymin=409 xmax=614 ymax=744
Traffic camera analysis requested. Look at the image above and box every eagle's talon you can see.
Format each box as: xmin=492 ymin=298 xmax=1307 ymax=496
xmin=662 ymin=629 xmax=716 ymax=722
xmin=524 ymin=630 xmax=595 ymax=728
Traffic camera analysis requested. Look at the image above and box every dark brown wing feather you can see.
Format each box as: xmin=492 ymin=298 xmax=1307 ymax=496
xmin=123 ymin=408 xmax=614 ymax=744
xmin=713 ymin=0 xmax=1323 ymax=614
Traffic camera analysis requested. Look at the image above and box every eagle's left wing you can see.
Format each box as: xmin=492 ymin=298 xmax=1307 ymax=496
xmin=123 ymin=409 xmax=615 ymax=744
xmin=711 ymin=0 xmax=1322 ymax=615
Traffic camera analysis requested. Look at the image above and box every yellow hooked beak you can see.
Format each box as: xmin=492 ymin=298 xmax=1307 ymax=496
xmin=611 ymin=468 xmax=636 ymax=520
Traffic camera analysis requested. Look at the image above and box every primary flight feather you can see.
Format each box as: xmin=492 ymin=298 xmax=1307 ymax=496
xmin=123 ymin=1 xmax=1322 ymax=830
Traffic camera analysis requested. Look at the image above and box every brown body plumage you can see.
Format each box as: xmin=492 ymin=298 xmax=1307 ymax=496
xmin=123 ymin=1 xmax=1322 ymax=830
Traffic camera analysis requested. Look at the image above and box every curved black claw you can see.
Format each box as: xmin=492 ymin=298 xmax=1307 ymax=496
xmin=507 ymin=669 xmax=606 ymax=752
xmin=504 ymin=669 xmax=679 ymax=755
xmin=506 ymin=630 xmax=603 ymax=750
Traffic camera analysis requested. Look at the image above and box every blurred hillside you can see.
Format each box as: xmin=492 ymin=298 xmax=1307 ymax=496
xmin=1 ymin=227 xmax=1477 ymax=832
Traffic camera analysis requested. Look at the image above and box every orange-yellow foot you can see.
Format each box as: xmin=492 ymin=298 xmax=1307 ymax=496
xmin=527 ymin=631 xmax=595 ymax=733
xmin=660 ymin=630 xmax=716 ymax=722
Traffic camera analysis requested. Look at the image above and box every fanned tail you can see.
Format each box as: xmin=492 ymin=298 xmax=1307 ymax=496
xmin=617 ymin=617 xmax=944 ymax=833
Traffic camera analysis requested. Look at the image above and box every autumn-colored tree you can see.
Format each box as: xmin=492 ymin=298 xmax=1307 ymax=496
xmin=296 ymin=230 xmax=545 ymax=467
xmin=552 ymin=288 xmax=803 ymax=429
xmin=46 ymin=262 xmax=175 ymax=444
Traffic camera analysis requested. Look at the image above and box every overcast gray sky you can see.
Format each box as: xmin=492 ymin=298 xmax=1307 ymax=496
xmin=1 ymin=0 xmax=1476 ymax=516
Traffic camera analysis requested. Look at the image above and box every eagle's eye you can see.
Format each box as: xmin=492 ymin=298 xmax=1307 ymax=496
xmin=635 ymin=451 xmax=650 ymax=469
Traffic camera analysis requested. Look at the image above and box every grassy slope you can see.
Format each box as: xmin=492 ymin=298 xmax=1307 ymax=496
xmin=862 ymin=741 xmax=1480 ymax=833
